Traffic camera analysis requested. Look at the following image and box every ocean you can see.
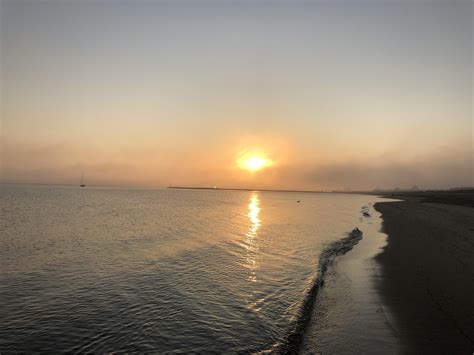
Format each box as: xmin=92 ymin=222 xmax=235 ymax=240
xmin=1 ymin=184 xmax=392 ymax=352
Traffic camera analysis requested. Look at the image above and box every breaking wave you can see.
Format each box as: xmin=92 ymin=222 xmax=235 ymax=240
xmin=271 ymin=228 xmax=363 ymax=353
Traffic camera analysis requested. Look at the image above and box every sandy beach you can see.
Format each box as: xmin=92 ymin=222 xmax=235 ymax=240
xmin=374 ymin=194 xmax=474 ymax=353
xmin=302 ymin=192 xmax=474 ymax=353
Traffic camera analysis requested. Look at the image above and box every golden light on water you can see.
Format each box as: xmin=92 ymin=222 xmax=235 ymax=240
xmin=237 ymin=151 xmax=273 ymax=172
xmin=245 ymin=192 xmax=260 ymax=285
xmin=248 ymin=193 xmax=261 ymax=235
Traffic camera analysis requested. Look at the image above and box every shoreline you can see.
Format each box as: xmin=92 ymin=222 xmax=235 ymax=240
xmin=274 ymin=228 xmax=364 ymax=353
xmin=301 ymin=202 xmax=402 ymax=353
xmin=374 ymin=196 xmax=474 ymax=352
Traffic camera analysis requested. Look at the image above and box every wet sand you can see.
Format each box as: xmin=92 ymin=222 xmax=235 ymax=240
xmin=302 ymin=192 xmax=474 ymax=353
xmin=374 ymin=198 xmax=474 ymax=353
xmin=302 ymin=204 xmax=403 ymax=353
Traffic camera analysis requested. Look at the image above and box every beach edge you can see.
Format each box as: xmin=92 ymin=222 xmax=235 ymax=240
xmin=374 ymin=198 xmax=474 ymax=352
xmin=272 ymin=228 xmax=363 ymax=353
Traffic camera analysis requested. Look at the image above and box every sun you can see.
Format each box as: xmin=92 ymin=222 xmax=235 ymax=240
xmin=237 ymin=152 xmax=273 ymax=172
xmin=245 ymin=156 xmax=267 ymax=171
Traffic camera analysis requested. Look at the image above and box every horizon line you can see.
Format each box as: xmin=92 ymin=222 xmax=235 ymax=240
xmin=2 ymin=181 xmax=472 ymax=194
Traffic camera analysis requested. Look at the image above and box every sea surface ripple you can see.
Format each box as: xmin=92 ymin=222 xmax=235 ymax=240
xmin=1 ymin=185 xmax=388 ymax=352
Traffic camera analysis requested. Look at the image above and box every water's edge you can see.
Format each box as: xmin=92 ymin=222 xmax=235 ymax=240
xmin=270 ymin=228 xmax=363 ymax=353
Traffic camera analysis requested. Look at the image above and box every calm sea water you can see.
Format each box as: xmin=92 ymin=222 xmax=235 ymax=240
xmin=1 ymin=184 xmax=389 ymax=352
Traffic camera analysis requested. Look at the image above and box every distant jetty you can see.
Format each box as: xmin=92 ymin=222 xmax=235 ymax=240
xmin=167 ymin=186 xmax=328 ymax=194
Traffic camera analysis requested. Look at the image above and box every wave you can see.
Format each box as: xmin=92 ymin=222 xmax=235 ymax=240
xmin=362 ymin=205 xmax=372 ymax=217
xmin=270 ymin=228 xmax=363 ymax=353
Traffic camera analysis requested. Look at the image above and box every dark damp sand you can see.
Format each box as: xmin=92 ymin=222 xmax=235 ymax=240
xmin=374 ymin=195 xmax=474 ymax=353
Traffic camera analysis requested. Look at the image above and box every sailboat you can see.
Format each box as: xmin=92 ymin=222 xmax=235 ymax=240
xmin=80 ymin=171 xmax=86 ymax=187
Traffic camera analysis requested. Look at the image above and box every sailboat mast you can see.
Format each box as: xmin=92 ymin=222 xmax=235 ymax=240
xmin=80 ymin=170 xmax=85 ymax=187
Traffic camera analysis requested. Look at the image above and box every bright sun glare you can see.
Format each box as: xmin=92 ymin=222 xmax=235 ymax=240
xmin=238 ymin=153 xmax=273 ymax=172
xmin=245 ymin=156 xmax=267 ymax=171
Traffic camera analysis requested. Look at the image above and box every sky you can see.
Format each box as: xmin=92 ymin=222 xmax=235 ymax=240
xmin=1 ymin=0 xmax=472 ymax=190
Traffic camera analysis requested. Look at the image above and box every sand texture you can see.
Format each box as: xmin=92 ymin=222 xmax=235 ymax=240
xmin=374 ymin=199 xmax=474 ymax=353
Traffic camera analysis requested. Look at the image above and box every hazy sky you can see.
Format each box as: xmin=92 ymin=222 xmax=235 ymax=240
xmin=1 ymin=0 xmax=472 ymax=190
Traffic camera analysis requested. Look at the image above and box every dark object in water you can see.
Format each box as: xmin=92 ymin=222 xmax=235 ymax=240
xmin=297 ymin=200 xmax=301 ymax=203
xmin=361 ymin=206 xmax=371 ymax=217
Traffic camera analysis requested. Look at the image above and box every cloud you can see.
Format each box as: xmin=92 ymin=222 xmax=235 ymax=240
xmin=302 ymin=146 xmax=473 ymax=190
xmin=1 ymin=137 xmax=472 ymax=190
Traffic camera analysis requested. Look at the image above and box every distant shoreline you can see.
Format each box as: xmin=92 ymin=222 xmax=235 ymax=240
xmin=167 ymin=186 xmax=331 ymax=194
xmin=377 ymin=190 xmax=474 ymax=207
xmin=3 ymin=182 xmax=472 ymax=197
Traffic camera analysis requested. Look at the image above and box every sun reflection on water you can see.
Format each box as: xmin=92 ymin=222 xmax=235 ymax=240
xmin=248 ymin=194 xmax=260 ymax=236
xmin=245 ymin=193 xmax=260 ymax=285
